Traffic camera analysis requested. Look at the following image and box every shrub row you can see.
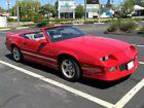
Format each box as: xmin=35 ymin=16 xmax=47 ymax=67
xmin=107 ymin=19 xmax=138 ymax=32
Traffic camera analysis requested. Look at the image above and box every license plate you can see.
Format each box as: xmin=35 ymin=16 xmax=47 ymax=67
xmin=127 ymin=61 xmax=134 ymax=70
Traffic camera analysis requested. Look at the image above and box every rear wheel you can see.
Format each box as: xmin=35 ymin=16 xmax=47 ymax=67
xmin=60 ymin=58 xmax=81 ymax=82
xmin=12 ymin=47 xmax=22 ymax=62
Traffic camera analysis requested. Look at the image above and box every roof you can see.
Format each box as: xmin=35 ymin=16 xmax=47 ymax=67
xmin=134 ymin=5 xmax=144 ymax=10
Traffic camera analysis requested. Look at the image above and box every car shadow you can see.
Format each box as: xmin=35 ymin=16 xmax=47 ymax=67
xmin=5 ymin=54 xmax=130 ymax=89
xmin=79 ymin=76 xmax=129 ymax=89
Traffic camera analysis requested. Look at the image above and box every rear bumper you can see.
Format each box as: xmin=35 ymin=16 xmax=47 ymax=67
xmin=82 ymin=57 xmax=139 ymax=81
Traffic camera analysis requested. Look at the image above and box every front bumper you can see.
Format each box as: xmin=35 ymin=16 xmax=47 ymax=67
xmin=82 ymin=57 xmax=139 ymax=81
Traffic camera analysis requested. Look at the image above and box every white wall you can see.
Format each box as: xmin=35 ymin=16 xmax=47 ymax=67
xmin=88 ymin=12 xmax=98 ymax=18
xmin=0 ymin=17 xmax=7 ymax=27
xmin=58 ymin=0 xmax=76 ymax=18
xmin=86 ymin=4 xmax=99 ymax=18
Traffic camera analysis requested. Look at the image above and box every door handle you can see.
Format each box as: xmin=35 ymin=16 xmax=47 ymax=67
xmin=39 ymin=43 xmax=45 ymax=49
xmin=23 ymin=42 xmax=27 ymax=45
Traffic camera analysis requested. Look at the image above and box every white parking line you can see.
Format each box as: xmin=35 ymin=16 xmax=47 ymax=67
xmin=136 ymin=44 xmax=144 ymax=47
xmin=0 ymin=60 xmax=114 ymax=108
xmin=139 ymin=61 xmax=144 ymax=65
xmin=114 ymin=78 xmax=144 ymax=108
xmin=1 ymin=60 xmax=144 ymax=108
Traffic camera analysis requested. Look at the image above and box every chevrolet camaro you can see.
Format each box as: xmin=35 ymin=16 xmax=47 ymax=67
xmin=6 ymin=25 xmax=138 ymax=82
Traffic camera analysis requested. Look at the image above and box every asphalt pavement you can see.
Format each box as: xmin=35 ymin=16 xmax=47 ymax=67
xmin=0 ymin=24 xmax=144 ymax=108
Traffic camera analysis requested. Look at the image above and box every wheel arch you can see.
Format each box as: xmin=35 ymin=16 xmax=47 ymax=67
xmin=57 ymin=53 xmax=79 ymax=64
xmin=57 ymin=53 xmax=82 ymax=70
xmin=10 ymin=43 xmax=19 ymax=51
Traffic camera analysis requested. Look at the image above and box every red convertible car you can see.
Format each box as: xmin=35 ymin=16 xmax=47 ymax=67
xmin=6 ymin=25 xmax=138 ymax=82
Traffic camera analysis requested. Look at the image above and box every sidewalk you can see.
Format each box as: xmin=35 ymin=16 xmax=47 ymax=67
xmin=0 ymin=26 xmax=30 ymax=31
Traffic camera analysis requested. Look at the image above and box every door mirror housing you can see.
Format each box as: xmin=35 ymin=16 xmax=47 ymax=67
xmin=38 ymin=39 xmax=48 ymax=45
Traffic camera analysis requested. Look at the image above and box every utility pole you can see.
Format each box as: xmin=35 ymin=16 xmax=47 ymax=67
xmin=84 ymin=0 xmax=87 ymax=21
xmin=0 ymin=7 xmax=2 ymax=16
xmin=98 ymin=2 xmax=101 ymax=23
xmin=17 ymin=5 xmax=20 ymax=23
xmin=16 ymin=0 xmax=20 ymax=24
xmin=6 ymin=0 xmax=10 ymax=17
xmin=57 ymin=0 xmax=59 ymax=18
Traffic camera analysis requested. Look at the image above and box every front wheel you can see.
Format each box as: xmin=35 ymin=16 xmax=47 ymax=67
xmin=60 ymin=58 xmax=81 ymax=82
xmin=12 ymin=47 xmax=22 ymax=62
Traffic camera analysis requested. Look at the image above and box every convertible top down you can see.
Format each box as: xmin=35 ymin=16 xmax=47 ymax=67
xmin=6 ymin=25 xmax=138 ymax=81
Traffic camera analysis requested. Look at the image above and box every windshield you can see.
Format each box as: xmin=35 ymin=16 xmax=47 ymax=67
xmin=46 ymin=26 xmax=86 ymax=42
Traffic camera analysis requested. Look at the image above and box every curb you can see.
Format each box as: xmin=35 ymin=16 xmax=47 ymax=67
xmin=104 ymin=31 xmax=138 ymax=36
xmin=94 ymin=23 xmax=105 ymax=24
xmin=0 ymin=27 xmax=30 ymax=31
xmin=73 ymin=23 xmax=106 ymax=26
xmin=0 ymin=28 xmax=11 ymax=31
xmin=73 ymin=23 xmax=84 ymax=26
xmin=16 ymin=27 xmax=29 ymax=30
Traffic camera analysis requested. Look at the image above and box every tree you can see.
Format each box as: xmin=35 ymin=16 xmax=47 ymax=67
xmin=16 ymin=0 xmax=41 ymax=21
xmin=0 ymin=7 xmax=6 ymax=15
xmin=136 ymin=0 xmax=144 ymax=6
xmin=39 ymin=4 xmax=56 ymax=18
xmin=55 ymin=1 xmax=58 ymax=17
xmin=75 ymin=5 xmax=84 ymax=18
xmin=9 ymin=7 xmax=16 ymax=16
xmin=118 ymin=0 xmax=135 ymax=18
xmin=141 ymin=0 xmax=144 ymax=7
xmin=55 ymin=1 xmax=58 ymax=11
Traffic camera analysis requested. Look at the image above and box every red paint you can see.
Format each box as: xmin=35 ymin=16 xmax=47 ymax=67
xmin=5 ymin=26 xmax=139 ymax=81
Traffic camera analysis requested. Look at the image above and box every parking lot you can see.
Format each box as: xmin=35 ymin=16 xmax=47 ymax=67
xmin=0 ymin=24 xmax=144 ymax=108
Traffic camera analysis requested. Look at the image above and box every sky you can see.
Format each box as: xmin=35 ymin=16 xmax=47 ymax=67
xmin=0 ymin=0 xmax=123 ymax=9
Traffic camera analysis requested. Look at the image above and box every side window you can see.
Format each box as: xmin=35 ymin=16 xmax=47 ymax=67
xmin=34 ymin=32 xmax=45 ymax=41
xmin=23 ymin=33 xmax=35 ymax=40
xmin=47 ymin=29 xmax=62 ymax=42
xmin=22 ymin=32 xmax=45 ymax=41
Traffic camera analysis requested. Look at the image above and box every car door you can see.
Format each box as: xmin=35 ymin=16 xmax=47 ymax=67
xmin=20 ymin=31 xmax=56 ymax=66
xmin=20 ymin=32 xmax=41 ymax=54
xmin=37 ymin=30 xmax=58 ymax=68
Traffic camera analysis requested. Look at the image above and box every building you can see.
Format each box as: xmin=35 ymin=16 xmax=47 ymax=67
xmin=58 ymin=0 xmax=76 ymax=19
xmin=134 ymin=0 xmax=144 ymax=16
xmin=99 ymin=0 xmax=114 ymax=18
xmin=0 ymin=16 xmax=7 ymax=27
xmin=133 ymin=5 xmax=144 ymax=16
xmin=86 ymin=0 xmax=100 ymax=18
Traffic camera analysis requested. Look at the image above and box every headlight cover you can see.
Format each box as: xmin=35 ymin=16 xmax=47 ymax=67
xmin=109 ymin=67 xmax=117 ymax=72
xmin=100 ymin=55 xmax=109 ymax=62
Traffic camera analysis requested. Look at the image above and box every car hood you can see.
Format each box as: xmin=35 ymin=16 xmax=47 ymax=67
xmin=56 ymin=35 xmax=131 ymax=57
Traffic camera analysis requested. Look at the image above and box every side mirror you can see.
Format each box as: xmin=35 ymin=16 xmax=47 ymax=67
xmin=39 ymin=39 xmax=48 ymax=45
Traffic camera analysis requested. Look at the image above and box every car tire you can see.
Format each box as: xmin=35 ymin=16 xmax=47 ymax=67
xmin=60 ymin=58 xmax=81 ymax=82
xmin=12 ymin=47 xmax=23 ymax=62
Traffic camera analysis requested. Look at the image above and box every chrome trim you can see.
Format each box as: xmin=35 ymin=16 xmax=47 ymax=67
xmin=21 ymin=50 xmax=57 ymax=62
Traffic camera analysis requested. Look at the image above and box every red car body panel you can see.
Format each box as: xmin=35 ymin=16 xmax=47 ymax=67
xmin=6 ymin=26 xmax=139 ymax=81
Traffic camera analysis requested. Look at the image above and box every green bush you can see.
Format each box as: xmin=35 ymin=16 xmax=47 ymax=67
xmin=52 ymin=18 xmax=73 ymax=24
xmin=36 ymin=20 xmax=49 ymax=27
xmin=137 ymin=26 xmax=144 ymax=34
xmin=84 ymin=19 xmax=98 ymax=24
xmin=34 ymin=15 xmax=39 ymax=23
xmin=107 ymin=20 xmax=120 ymax=32
xmin=20 ymin=19 xmax=32 ymax=22
xmin=107 ymin=25 xmax=118 ymax=32
xmin=119 ymin=20 xmax=137 ymax=32
xmin=8 ymin=18 xmax=17 ymax=22
xmin=107 ymin=19 xmax=137 ymax=32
